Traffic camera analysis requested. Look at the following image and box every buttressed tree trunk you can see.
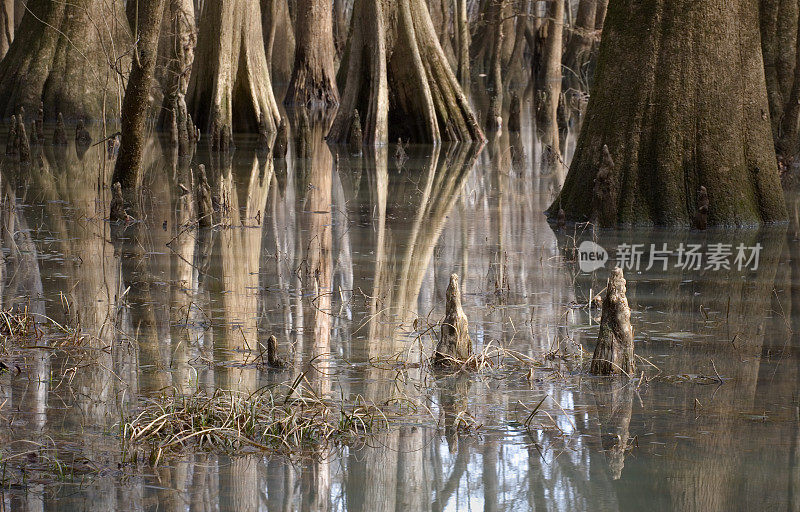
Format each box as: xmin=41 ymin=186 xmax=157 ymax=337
xmin=0 ymin=0 xmax=130 ymax=120
xmin=550 ymin=0 xmax=787 ymax=226
xmin=284 ymin=0 xmax=339 ymax=109
xmin=328 ymin=0 xmax=484 ymax=145
xmin=187 ymin=0 xmax=280 ymax=145
xmin=113 ymin=0 xmax=167 ymax=195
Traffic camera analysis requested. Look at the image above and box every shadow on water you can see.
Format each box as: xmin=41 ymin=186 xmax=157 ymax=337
xmin=0 ymin=107 xmax=798 ymax=511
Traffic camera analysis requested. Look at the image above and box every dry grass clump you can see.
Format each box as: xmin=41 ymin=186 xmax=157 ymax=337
xmin=123 ymin=386 xmax=400 ymax=463
xmin=0 ymin=307 xmax=40 ymax=342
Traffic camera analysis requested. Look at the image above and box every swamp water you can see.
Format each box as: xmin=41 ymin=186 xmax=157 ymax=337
xmin=0 ymin=120 xmax=798 ymax=511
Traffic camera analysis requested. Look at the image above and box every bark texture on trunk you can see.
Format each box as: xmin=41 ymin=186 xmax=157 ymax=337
xmin=284 ymin=0 xmax=339 ymax=109
xmin=537 ymin=0 xmax=564 ymax=153
xmin=550 ymin=0 xmax=787 ymax=226
xmin=0 ymin=0 xmax=13 ymax=60
xmin=760 ymin=0 xmax=798 ymax=140
xmin=0 ymin=0 xmax=129 ymax=121
xmin=262 ymin=0 xmax=295 ymax=85
xmin=564 ymin=0 xmax=597 ymax=89
xmin=187 ymin=0 xmax=280 ymax=143
xmin=156 ymin=0 xmax=196 ymax=149
xmin=329 ymin=0 xmax=484 ymax=145
xmin=113 ymin=0 xmax=167 ymax=193
xmin=455 ymin=0 xmax=470 ymax=92
xmin=590 ymin=267 xmax=634 ymax=376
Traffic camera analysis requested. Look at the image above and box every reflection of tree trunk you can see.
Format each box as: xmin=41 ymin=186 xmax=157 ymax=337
xmin=210 ymin=149 xmax=272 ymax=393
xmin=431 ymin=433 xmax=470 ymax=512
xmin=297 ymin=118 xmax=333 ymax=397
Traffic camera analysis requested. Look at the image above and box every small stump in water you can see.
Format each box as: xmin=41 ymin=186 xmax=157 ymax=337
xmin=433 ymin=274 xmax=473 ymax=367
xmin=265 ymin=335 xmax=287 ymax=369
xmin=590 ymin=267 xmax=635 ymax=375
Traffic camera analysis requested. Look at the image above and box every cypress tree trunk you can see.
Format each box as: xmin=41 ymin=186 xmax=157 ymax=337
xmin=155 ymin=0 xmax=196 ymax=146
xmin=760 ymin=0 xmax=798 ymax=141
xmin=328 ymin=0 xmax=484 ymax=145
xmin=261 ymin=0 xmax=295 ymax=84
xmin=0 ymin=0 xmax=130 ymax=121
xmin=284 ymin=0 xmax=339 ymax=109
xmin=113 ymin=0 xmax=167 ymax=194
xmin=537 ymin=0 xmax=564 ymax=153
xmin=455 ymin=0 xmax=470 ymax=92
xmin=187 ymin=0 xmax=281 ymax=143
xmin=550 ymin=0 xmax=787 ymax=227
xmin=0 ymin=0 xmax=13 ymax=60
xmin=779 ymin=9 xmax=800 ymax=158
xmin=563 ymin=0 xmax=597 ymax=89
xmin=595 ymin=0 xmax=608 ymax=30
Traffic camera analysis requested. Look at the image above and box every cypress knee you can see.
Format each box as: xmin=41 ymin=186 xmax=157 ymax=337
xmin=266 ymin=334 xmax=287 ymax=368
xmin=590 ymin=267 xmax=635 ymax=375
xmin=434 ymin=274 xmax=473 ymax=366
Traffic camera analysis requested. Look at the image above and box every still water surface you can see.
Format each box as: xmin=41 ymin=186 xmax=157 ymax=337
xmin=0 ymin=116 xmax=798 ymax=511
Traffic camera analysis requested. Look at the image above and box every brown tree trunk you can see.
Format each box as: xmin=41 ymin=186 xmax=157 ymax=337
xmin=262 ymin=0 xmax=296 ymax=85
xmin=595 ymin=0 xmax=608 ymax=29
xmin=760 ymin=0 xmax=798 ymax=141
xmin=187 ymin=0 xmax=281 ymax=143
xmin=0 ymin=0 xmax=13 ymax=60
xmin=333 ymin=0 xmax=347 ymax=57
xmin=0 ymin=0 xmax=130 ymax=121
xmin=563 ymin=0 xmax=597 ymax=90
xmin=329 ymin=0 xmax=484 ymax=145
xmin=156 ymin=0 xmax=196 ymax=151
xmin=455 ymin=0 xmax=470 ymax=92
xmin=284 ymin=0 xmax=339 ymax=109
xmin=779 ymin=7 xmax=800 ymax=157
xmin=537 ymin=0 xmax=564 ymax=153
xmin=551 ymin=0 xmax=787 ymax=226
xmin=112 ymin=0 xmax=167 ymax=194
